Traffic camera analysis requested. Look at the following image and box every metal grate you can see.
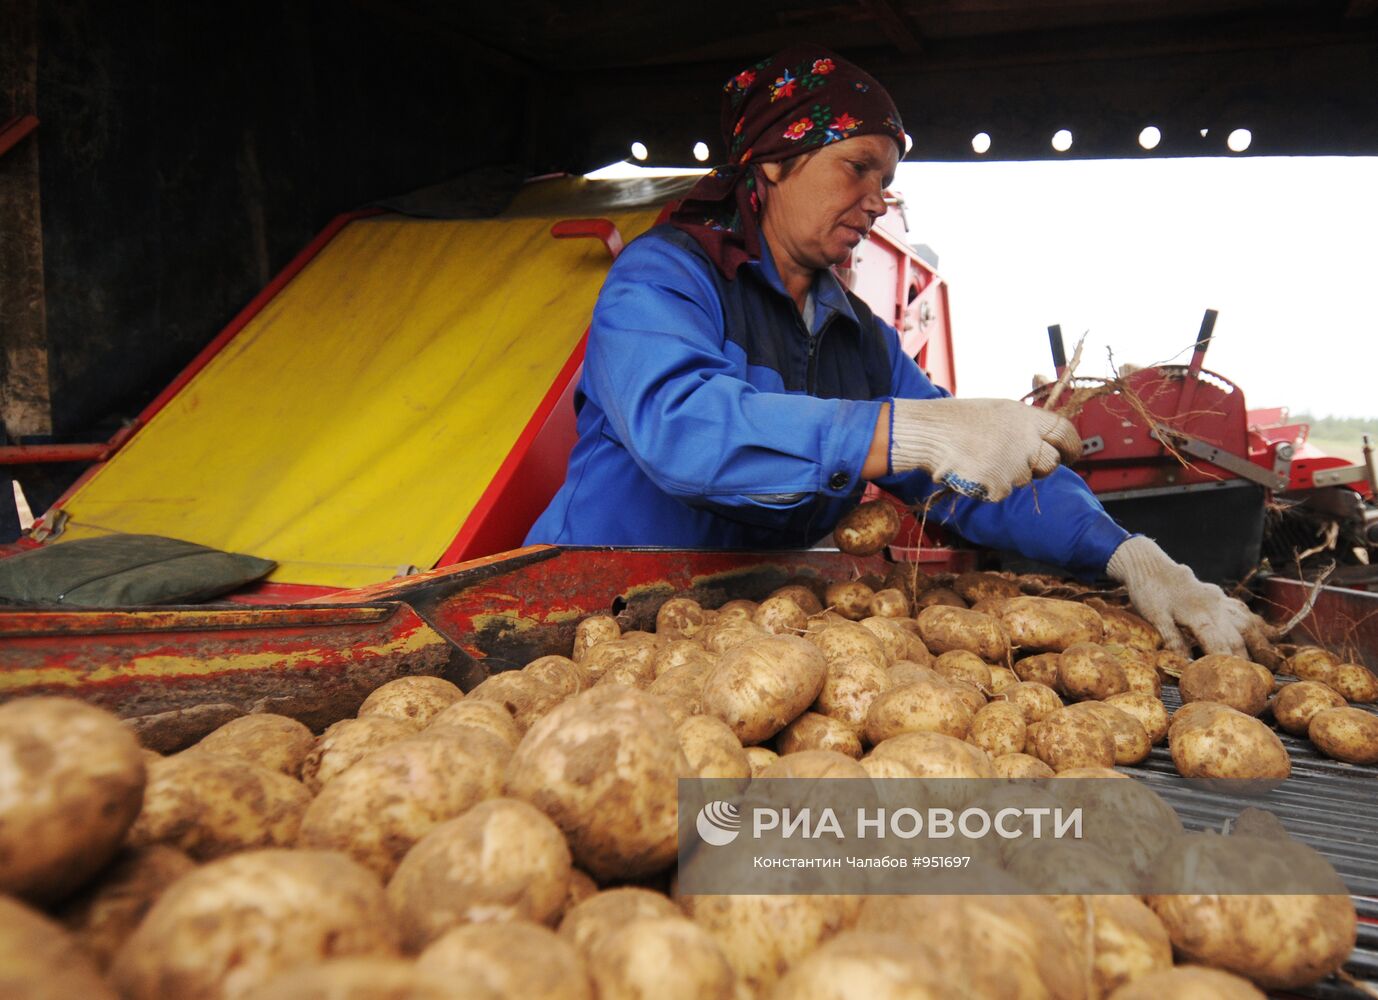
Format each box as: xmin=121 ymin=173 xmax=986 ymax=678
xmin=1128 ymin=685 xmax=1378 ymax=998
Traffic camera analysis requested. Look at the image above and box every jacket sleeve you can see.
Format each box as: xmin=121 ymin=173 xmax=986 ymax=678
xmin=870 ymin=318 xmax=1129 ymax=578
xmin=581 ymin=235 xmax=884 ymax=520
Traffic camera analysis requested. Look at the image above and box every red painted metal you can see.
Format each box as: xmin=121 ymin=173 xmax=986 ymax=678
xmin=0 ymin=442 xmax=109 ymax=465
xmin=550 ymin=218 xmax=624 ymax=259
xmin=0 ymin=114 xmax=38 ymax=159
xmin=1053 ymin=365 xmax=1267 ymax=494
xmin=1261 ymin=576 xmax=1378 ymax=669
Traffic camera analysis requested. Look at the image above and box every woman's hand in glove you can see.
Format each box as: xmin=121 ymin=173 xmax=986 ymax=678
xmin=1107 ymin=535 xmax=1270 ymax=658
xmin=887 ymin=397 xmax=1083 ymax=501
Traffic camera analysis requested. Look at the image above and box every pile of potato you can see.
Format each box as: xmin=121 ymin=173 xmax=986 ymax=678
xmin=1 ymin=543 xmax=1374 ymax=998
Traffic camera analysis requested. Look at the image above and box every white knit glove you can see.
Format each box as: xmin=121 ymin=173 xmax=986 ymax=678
xmin=889 ymin=397 xmax=1083 ymax=502
xmin=1107 ymin=535 xmax=1269 ymax=658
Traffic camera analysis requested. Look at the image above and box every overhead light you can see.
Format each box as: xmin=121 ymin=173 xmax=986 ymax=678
xmin=1138 ymin=126 xmax=1161 ymax=150
xmin=692 ymin=141 xmax=710 ymax=162
xmin=971 ymin=132 xmax=991 ymax=155
xmin=1227 ymin=128 xmax=1252 ymax=153
xmin=630 ymin=141 xmax=648 ymax=161
xmin=1051 ymin=129 xmax=1073 ymax=152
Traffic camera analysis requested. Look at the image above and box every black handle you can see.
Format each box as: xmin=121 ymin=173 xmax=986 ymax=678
xmin=1048 ymin=324 xmax=1067 ymax=375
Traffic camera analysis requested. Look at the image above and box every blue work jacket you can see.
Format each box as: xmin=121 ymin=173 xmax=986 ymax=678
xmin=526 ymin=225 xmax=1128 ymax=577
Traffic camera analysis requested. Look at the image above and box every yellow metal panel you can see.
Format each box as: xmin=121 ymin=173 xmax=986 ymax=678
xmin=57 ymin=180 xmax=663 ymax=587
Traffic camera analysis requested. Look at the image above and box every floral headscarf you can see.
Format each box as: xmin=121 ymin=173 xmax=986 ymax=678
xmin=668 ymin=44 xmax=906 ymax=279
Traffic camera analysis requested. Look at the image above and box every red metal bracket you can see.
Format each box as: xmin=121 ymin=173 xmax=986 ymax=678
xmin=0 ymin=115 xmax=39 ymax=159
xmin=550 ymin=218 xmax=624 ymax=260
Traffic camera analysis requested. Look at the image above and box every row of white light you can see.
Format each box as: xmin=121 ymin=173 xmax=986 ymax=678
xmin=629 ymin=127 xmax=1254 ymax=162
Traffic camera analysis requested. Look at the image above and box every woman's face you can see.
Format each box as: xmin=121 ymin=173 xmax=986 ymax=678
xmin=759 ymin=134 xmax=899 ymax=273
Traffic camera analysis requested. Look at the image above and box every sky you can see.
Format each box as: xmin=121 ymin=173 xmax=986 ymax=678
xmin=589 ymin=155 xmax=1376 ymax=419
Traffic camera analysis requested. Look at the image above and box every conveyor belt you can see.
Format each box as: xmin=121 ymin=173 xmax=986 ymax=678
xmin=1127 ymin=685 xmax=1378 ymax=999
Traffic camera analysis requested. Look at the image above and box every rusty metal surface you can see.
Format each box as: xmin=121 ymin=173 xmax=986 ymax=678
xmin=1260 ymin=576 xmax=1378 ymax=669
xmin=403 ymin=547 xmax=893 ymax=676
xmin=0 ymin=601 xmax=454 ymax=751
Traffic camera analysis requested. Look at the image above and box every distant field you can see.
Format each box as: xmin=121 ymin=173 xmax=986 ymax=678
xmin=1304 ymin=433 xmax=1369 ymax=464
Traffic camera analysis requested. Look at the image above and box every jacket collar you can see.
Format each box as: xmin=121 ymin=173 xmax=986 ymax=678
xmin=748 ymin=237 xmax=862 ymax=335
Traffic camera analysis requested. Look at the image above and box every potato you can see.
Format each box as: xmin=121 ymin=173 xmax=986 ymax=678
xmin=834 ymin=499 xmax=902 ymax=555
xmin=1308 ymin=705 xmax=1378 ymax=764
xmin=745 ymin=746 xmax=780 ymax=777
xmin=992 ymin=753 xmax=1055 ymax=779
xmin=916 ymin=587 xmax=966 ymax=609
xmin=814 ymin=655 xmax=891 ymax=733
xmin=356 ymin=675 xmax=462 ymax=729
xmin=588 ymin=916 xmax=735 ymax=1000
xmin=758 ymin=748 xmax=868 ymax=779
xmin=1046 ymin=894 xmax=1172 ymax=998
xmin=968 ymin=701 xmax=1027 ymax=757
xmin=0 ymin=895 xmax=119 ymax=999
xmin=917 ymin=605 xmax=1010 ymax=661
xmin=743 ymin=595 xmax=803 ymax=636
xmin=1103 ymin=644 xmax=1163 ymax=696
xmin=997 ymin=595 xmax=1105 ymax=651
xmin=1106 ymin=965 xmax=1265 ymax=999
xmin=524 ymin=654 xmax=586 ymax=697
xmin=57 ymin=845 xmax=196 ymax=972
xmin=298 ymin=729 xmax=507 ymax=879
xmin=860 ymin=616 xmax=930 ymax=663
xmin=387 ymin=798 xmax=572 ymax=951
xmin=954 ymin=571 xmax=1022 ymax=604
xmin=1169 ymin=704 xmax=1290 ymax=789
xmin=988 ymin=665 xmax=1020 ymax=694
xmin=766 ymin=929 xmax=947 ymax=999
xmin=190 ymin=713 xmax=314 ymax=778
xmin=468 ymin=670 xmax=566 ymax=726
xmin=1283 ymin=645 xmax=1339 ymax=684
xmin=1033 ymin=707 xmax=1116 ymax=771
xmin=712 ymin=598 xmax=753 ymax=618
xmin=1058 ymin=643 xmax=1130 ymax=701
xmin=559 ymin=887 xmax=682 ymax=958
xmin=1179 ymin=654 xmax=1270 ymax=716
xmin=999 ymin=681 xmax=1065 ymax=723
xmin=702 ymin=620 xmax=770 ymax=655
xmin=240 ymin=958 xmax=467 ymax=1000
xmin=1013 ymin=651 xmax=1062 ymax=687
xmin=860 ymin=754 xmax=919 ymax=779
xmin=427 ymin=698 xmax=523 ymax=747
xmin=1269 ymin=680 xmax=1346 ymax=735
xmin=301 ymin=716 xmax=415 ymax=791
xmin=578 ymin=638 xmax=659 ymax=686
xmin=934 ymin=649 xmax=993 ymax=690
xmin=563 ymin=869 xmax=600 ymax=916
xmin=1146 ymin=835 xmax=1356 ymax=989
xmin=110 ymin=849 xmax=399 ymax=1000
xmin=867 ymin=588 xmax=910 ymax=619
xmin=889 ymin=659 xmax=942 ymax=686
xmin=652 ymin=639 xmax=714 ymax=678
xmin=1089 ymin=601 xmax=1163 ymax=651
xmin=868 ymin=731 xmax=996 ymax=779
xmin=0 ymin=697 xmax=146 ymax=903
xmin=1066 ymin=701 xmax=1151 ymax=765
xmin=417 ymin=922 xmax=590 ymax=1000
xmin=678 ymin=893 xmax=859 ymax=997
xmin=1006 ymin=840 xmax=1139 ymax=894
xmin=574 ymin=615 xmax=621 ymax=660
xmin=776 ymin=712 xmax=863 ymax=758
xmin=768 ymin=584 xmax=823 ymax=616
xmin=506 ymin=687 xmax=689 ymax=881
xmin=1169 ymin=700 xmax=1232 ymax=736
xmin=129 ymin=753 xmax=310 ymax=861
xmin=678 ymin=714 xmax=752 ymax=779
xmin=1331 ymin=662 xmax=1378 ymax=702
xmin=854 ymin=895 xmax=1083 ymax=999
xmin=701 ymin=635 xmax=828 ymax=744
xmin=1104 ymin=692 xmax=1170 ymax=745
xmin=863 ymin=679 xmax=976 ymax=744
xmin=648 ymin=661 xmax=711 ymax=723
xmin=1153 ymin=648 xmax=1190 ymax=682
xmin=656 ymin=597 xmax=710 ymax=640
xmin=825 ymin=580 xmax=875 ymax=620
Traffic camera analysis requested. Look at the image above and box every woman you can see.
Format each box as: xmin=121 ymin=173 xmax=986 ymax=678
xmin=527 ymin=45 xmax=1264 ymax=658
